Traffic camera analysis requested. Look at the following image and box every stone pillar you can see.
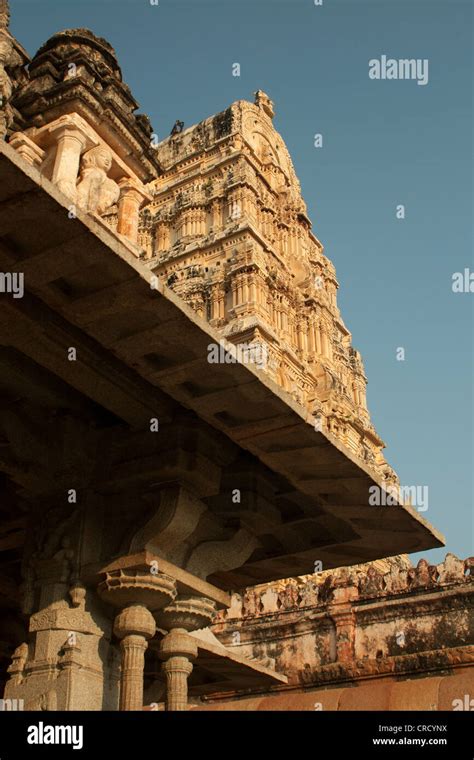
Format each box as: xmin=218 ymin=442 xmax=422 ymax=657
xmin=307 ymin=321 xmax=315 ymax=354
xmin=211 ymin=199 xmax=221 ymax=230
xmin=117 ymin=179 xmax=150 ymax=244
xmin=155 ymin=221 xmax=169 ymax=253
xmin=296 ymin=323 xmax=304 ymax=352
xmin=249 ymin=277 xmax=256 ymax=304
xmin=160 ymin=629 xmax=197 ymax=711
xmin=156 ymin=595 xmax=216 ymax=711
xmin=49 ymin=123 xmax=89 ymax=199
xmin=242 ymin=278 xmax=249 ymax=306
xmin=114 ymin=605 xmax=155 ymax=711
xmin=98 ymin=569 xmax=177 ymax=711
xmin=58 ymin=640 xmax=83 ymax=711
xmin=329 ymin=576 xmax=358 ymax=665
xmin=330 ymin=607 xmax=356 ymax=664
xmin=219 ymin=287 xmax=225 ymax=319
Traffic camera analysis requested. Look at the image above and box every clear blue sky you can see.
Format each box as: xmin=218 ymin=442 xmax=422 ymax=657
xmin=10 ymin=0 xmax=473 ymax=565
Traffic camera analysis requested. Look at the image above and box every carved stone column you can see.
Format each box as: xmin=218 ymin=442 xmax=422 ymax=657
xmin=49 ymin=121 xmax=90 ymax=199
xmin=328 ymin=574 xmax=358 ymax=665
xmin=154 ymin=220 xmax=169 ymax=253
xmin=156 ymin=595 xmax=216 ymax=711
xmin=329 ymin=607 xmax=356 ymax=664
xmin=98 ymin=569 xmax=177 ymax=711
xmin=160 ymin=629 xmax=197 ymax=711
xmin=114 ymin=605 xmax=155 ymax=711
xmin=117 ymin=179 xmax=151 ymax=244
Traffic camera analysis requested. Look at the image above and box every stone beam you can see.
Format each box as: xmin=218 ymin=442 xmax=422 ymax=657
xmin=0 ymin=143 xmax=445 ymax=575
xmin=82 ymin=551 xmax=231 ymax=609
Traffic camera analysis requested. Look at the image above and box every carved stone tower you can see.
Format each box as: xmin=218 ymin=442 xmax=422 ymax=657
xmin=140 ymin=92 xmax=397 ymax=485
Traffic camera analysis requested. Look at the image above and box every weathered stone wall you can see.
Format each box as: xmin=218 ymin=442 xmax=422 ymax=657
xmin=208 ymin=554 xmax=474 ymax=704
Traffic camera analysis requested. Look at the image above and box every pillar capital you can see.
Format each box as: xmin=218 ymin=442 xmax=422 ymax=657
xmin=48 ymin=116 xmax=95 ymax=200
xmin=159 ymin=628 xmax=198 ymax=662
xmin=98 ymin=570 xmax=177 ymax=711
xmin=159 ymin=628 xmax=198 ymax=712
xmin=46 ymin=114 xmax=93 ymax=149
xmin=113 ymin=604 xmax=156 ymax=641
xmin=156 ymin=595 xmax=215 ymax=711
xmin=154 ymin=595 xmax=216 ymax=632
xmin=111 ymin=605 xmax=157 ymax=711
xmin=117 ymin=177 xmax=151 ymax=201
xmin=117 ymin=178 xmax=151 ymax=244
xmin=98 ymin=568 xmax=177 ymax=611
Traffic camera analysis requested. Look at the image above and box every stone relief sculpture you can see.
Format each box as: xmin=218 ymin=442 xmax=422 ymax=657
xmin=229 ymin=553 xmax=470 ymax=620
xmin=76 ymin=145 xmax=120 ymax=215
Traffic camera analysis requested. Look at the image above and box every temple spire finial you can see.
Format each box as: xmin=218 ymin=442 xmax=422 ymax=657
xmin=254 ymin=89 xmax=275 ymax=119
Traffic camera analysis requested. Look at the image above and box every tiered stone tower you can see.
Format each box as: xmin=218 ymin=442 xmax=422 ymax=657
xmin=2 ymin=9 xmax=396 ymax=484
xmin=137 ymin=92 xmax=396 ymax=484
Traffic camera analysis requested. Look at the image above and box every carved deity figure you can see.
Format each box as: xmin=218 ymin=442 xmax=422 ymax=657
xmin=408 ymin=558 xmax=438 ymax=588
xmin=76 ymin=146 xmax=119 ymax=215
xmin=277 ymin=580 xmax=299 ymax=610
xmin=359 ymin=566 xmax=384 ymax=597
xmin=385 ymin=562 xmax=408 ymax=593
xmin=299 ymin=580 xmax=319 ymax=608
xmin=436 ymin=553 xmax=466 ymax=584
xmin=242 ymin=588 xmax=259 ymax=617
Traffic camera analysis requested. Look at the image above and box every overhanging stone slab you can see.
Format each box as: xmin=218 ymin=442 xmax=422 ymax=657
xmin=0 ymin=143 xmax=445 ymax=583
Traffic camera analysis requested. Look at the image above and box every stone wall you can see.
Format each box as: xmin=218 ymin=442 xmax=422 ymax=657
xmin=207 ymin=554 xmax=474 ymax=706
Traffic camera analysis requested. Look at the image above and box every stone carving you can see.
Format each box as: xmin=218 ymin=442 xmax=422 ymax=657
xmin=155 ymin=596 xmax=216 ymax=632
xmin=408 ymin=559 xmax=438 ymax=589
xmin=298 ymin=580 xmax=319 ymax=608
xmin=226 ymin=554 xmax=473 ymax=622
xmin=98 ymin=569 xmax=177 ymax=611
xmin=242 ymin=588 xmax=259 ymax=618
xmin=185 ymin=528 xmax=260 ymax=579
xmin=145 ymin=94 xmax=395 ymax=480
xmin=69 ymin=582 xmax=86 ymax=610
xmin=258 ymin=585 xmax=280 ymax=614
xmin=384 ymin=561 xmax=409 ymax=593
xmin=0 ymin=0 xmax=9 ymax=28
xmin=254 ymin=90 xmax=275 ymax=119
xmin=26 ymin=690 xmax=57 ymax=711
xmin=436 ymin=553 xmax=466 ymax=584
xmin=359 ymin=566 xmax=385 ymax=597
xmin=210 ymin=556 xmax=473 ymax=695
xmin=76 ymin=146 xmax=119 ymax=215
xmin=277 ymin=579 xmax=299 ymax=610
xmin=11 ymin=27 xmax=160 ymax=181
xmin=6 ymin=642 xmax=28 ymax=684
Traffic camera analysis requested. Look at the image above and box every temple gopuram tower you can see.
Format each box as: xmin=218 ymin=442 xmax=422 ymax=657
xmin=139 ymin=92 xmax=396 ymax=485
